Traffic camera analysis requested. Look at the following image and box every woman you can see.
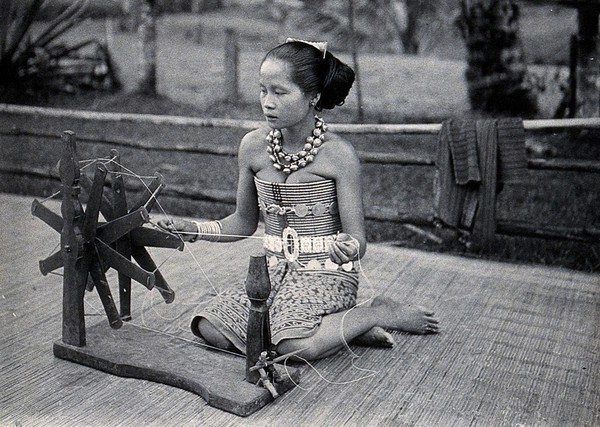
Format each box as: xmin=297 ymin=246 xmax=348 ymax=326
xmin=160 ymin=39 xmax=439 ymax=361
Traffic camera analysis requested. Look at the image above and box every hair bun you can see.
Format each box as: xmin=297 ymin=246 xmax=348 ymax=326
xmin=317 ymin=54 xmax=355 ymax=110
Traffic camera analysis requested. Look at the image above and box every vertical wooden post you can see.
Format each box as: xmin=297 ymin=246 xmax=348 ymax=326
xmin=348 ymin=0 xmax=364 ymax=123
xmin=105 ymin=18 xmax=115 ymax=54
xmin=59 ymin=131 xmax=86 ymax=347
xmin=245 ymin=254 xmax=272 ymax=384
xmin=191 ymin=0 xmax=204 ymax=13
xmin=192 ymin=21 xmax=203 ymax=44
xmin=121 ymin=0 xmax=142 ymax=32
xmin=576 ymin=8 xmax=600 ymax=117
xmin=224 ymin=28 xmax=239 ymax=103
xmin=137 ymin=0 xmax=158 ymax=95
xmin=569 ymin=34 xmax=578 ymax=118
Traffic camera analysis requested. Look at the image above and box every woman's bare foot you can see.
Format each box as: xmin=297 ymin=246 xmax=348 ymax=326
xmin=353 ymin=326 xmax=396 ymax=348
xmin=372 ymin=296 xmax=439 ymax=335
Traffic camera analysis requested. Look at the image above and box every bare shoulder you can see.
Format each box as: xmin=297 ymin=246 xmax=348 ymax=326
xmin=237 ymin=126 xmax=271 ymax=174
xmin=323 ymin=132 xmax=361 ymax=169
xmin=240 ymin=127 xmax=269 ymax=153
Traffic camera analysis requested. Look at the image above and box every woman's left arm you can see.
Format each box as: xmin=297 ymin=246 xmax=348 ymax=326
xmin=330 ymin=140 xmax=367 ymax=262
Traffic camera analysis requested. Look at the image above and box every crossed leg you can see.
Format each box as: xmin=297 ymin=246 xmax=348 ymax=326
xmin=196 ymin=296 xmax=439 ymax=361
xmin=277 ymin=297 xmax=439 ymax=360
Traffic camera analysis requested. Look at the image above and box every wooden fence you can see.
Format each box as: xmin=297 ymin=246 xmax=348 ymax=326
xmin=1 ymin=103 xmax=599 ymax=248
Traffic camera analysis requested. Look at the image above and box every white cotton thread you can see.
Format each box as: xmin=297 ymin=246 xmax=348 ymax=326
xmin=282 ymin=352 xmax=377 ymax=391
xmin=84 ymin=298 xmax=103 ymax=316
xmin=47 ymin=271 xmax=64 ymax=277
xmin=39 ymin=190 xmax=61 ymax=204
xmin=337 ymin=238 xmax=380 ymax=379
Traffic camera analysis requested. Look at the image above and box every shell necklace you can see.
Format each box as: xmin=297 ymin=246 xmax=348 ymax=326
xmin=266 ymin=115 xmax=327 ymax=175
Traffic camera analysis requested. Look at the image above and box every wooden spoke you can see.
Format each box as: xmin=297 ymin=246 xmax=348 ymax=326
xmin=95 ymin=239 xmax=155 ymax=290
xmin=95 ymin=207 xmax=149 ymax=245
xmin=81 ymin=164 xmax=107 ymax=243
xmin=108 ymin=149 xmax=133 ymax=320
xmin=89 ymin=248 xmax=123 ymax=329
xmin=131 ymin=246 xmax=175 ymax=303
xmin=130 ymin=226 xmax=184 ymax=250
xmin=31 ymin=199 xmax=63 ymax=232
xmin=39 ymin=251 xmax=64 ymax=275
xmin=80 ymin=173 xmax=114 ymax=221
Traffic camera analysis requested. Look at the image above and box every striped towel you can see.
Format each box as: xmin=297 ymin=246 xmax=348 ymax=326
xmin=497 ymin=118 xmax=528 ymax=184
xmin=448 ymin=119 xmax=480 ymax=185
xmin=433 ymin=120 xmax=480 ymax=230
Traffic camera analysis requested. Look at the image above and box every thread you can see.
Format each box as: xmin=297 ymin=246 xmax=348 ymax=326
xmin=337 ymin=239 xmax=380 ymax=379
xmin=39 ymin=191 xmax=61 ymax=204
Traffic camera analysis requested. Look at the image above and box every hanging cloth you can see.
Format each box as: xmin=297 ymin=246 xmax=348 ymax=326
xmin=433 ymin=119 xmax=480 ymax=230
xmin=433 ymin=118 xmax=527 ymax=237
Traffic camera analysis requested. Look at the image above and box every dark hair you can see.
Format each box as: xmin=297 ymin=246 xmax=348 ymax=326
xmin=262 ymin=41 xmax=355 ymax=111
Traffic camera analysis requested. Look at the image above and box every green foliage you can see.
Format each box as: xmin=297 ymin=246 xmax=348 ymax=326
xmin=36 ymin=0 xmax=122 ymax=20
xmin=0 ymin=0 xmax=118 ymax=100
xmin=292 ymin=0 xmax=397 ymax=52
xmin=292 ymin=0 xmax=445 ymax=54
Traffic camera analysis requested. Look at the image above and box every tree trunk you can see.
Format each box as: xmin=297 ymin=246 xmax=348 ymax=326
xmin=223 ymin=28 xmax=239 ymax=102
xmin=348 ymin=0 xmax=364 ymax=122
xmin=136 ymin=0 xmax=157 ymax=95
xmin=121 ymin=0 xmax=142 ymax=32
xmin=401 ymin=0 xmax=420 ymax=54
xmin=458 ymin=0 xmax=537 ymax=117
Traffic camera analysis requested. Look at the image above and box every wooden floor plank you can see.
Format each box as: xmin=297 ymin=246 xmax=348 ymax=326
xmin=1 ymin=193 xmax=598 ymax=427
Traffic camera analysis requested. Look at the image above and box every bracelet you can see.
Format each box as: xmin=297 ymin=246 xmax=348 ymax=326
xmin=189 ymin=220 xmax=222 ymax=242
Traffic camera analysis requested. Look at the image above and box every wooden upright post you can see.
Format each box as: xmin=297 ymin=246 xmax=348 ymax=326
xmin=224 ymin=28 xmax=239 ymax=103
xmin=59 ymin=131 xmax=86 ymax=347
xmin=137 ymin=0 xmax=158 ymax=95
xmin=245 ymin=254 xmax=272 ymax=384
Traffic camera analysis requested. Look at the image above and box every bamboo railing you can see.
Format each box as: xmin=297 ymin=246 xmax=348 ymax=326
xmin=1 ymin=103 xmax=599 ymax=245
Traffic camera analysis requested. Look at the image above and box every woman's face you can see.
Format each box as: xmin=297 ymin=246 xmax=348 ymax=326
xmin=259 ymin=58 xmax=313 ymax=129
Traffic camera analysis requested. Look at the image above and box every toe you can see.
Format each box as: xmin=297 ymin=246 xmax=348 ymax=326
xmin=382 ymin=331 xmax=396 ymax=347
xmin=426 ymin=323 xmax=440 ymax=334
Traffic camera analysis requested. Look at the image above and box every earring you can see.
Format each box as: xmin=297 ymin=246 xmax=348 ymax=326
xmin=310 ymin=99 xmax=317 ymax=106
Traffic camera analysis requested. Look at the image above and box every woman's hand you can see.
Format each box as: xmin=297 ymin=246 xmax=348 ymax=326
xmin=328 ymin=233 xmax=360 ymax=265
xmin=156 ymin=218 xmax=198 ymax=242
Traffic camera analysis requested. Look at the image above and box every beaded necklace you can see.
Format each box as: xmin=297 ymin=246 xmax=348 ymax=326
xmin=266 ymin=115 xmax=327 ymax=175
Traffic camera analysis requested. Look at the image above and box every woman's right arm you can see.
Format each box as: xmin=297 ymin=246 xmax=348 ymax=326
xmin=158 ymin=132 xmax=260 ymax=242
xmin=215 ymin=132 xmax=260 ymax=241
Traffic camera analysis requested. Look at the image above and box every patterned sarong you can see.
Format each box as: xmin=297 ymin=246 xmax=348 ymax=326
xmin=192 ymin=260 xmax=358 ymax=354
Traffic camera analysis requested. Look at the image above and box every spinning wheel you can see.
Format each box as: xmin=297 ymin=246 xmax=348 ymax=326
xmin=31 ymin=131 xmax=299 ymax=416
xmin=32 ymin=131 xmax=182 ymax=346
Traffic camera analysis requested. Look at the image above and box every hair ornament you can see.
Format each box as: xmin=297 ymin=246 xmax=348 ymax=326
xmin=285 ymin=37 xmax=328 ymax=59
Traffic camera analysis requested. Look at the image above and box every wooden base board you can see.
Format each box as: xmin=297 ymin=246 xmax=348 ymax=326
xmin=53 ymin=321 xmax=300 ymax=417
